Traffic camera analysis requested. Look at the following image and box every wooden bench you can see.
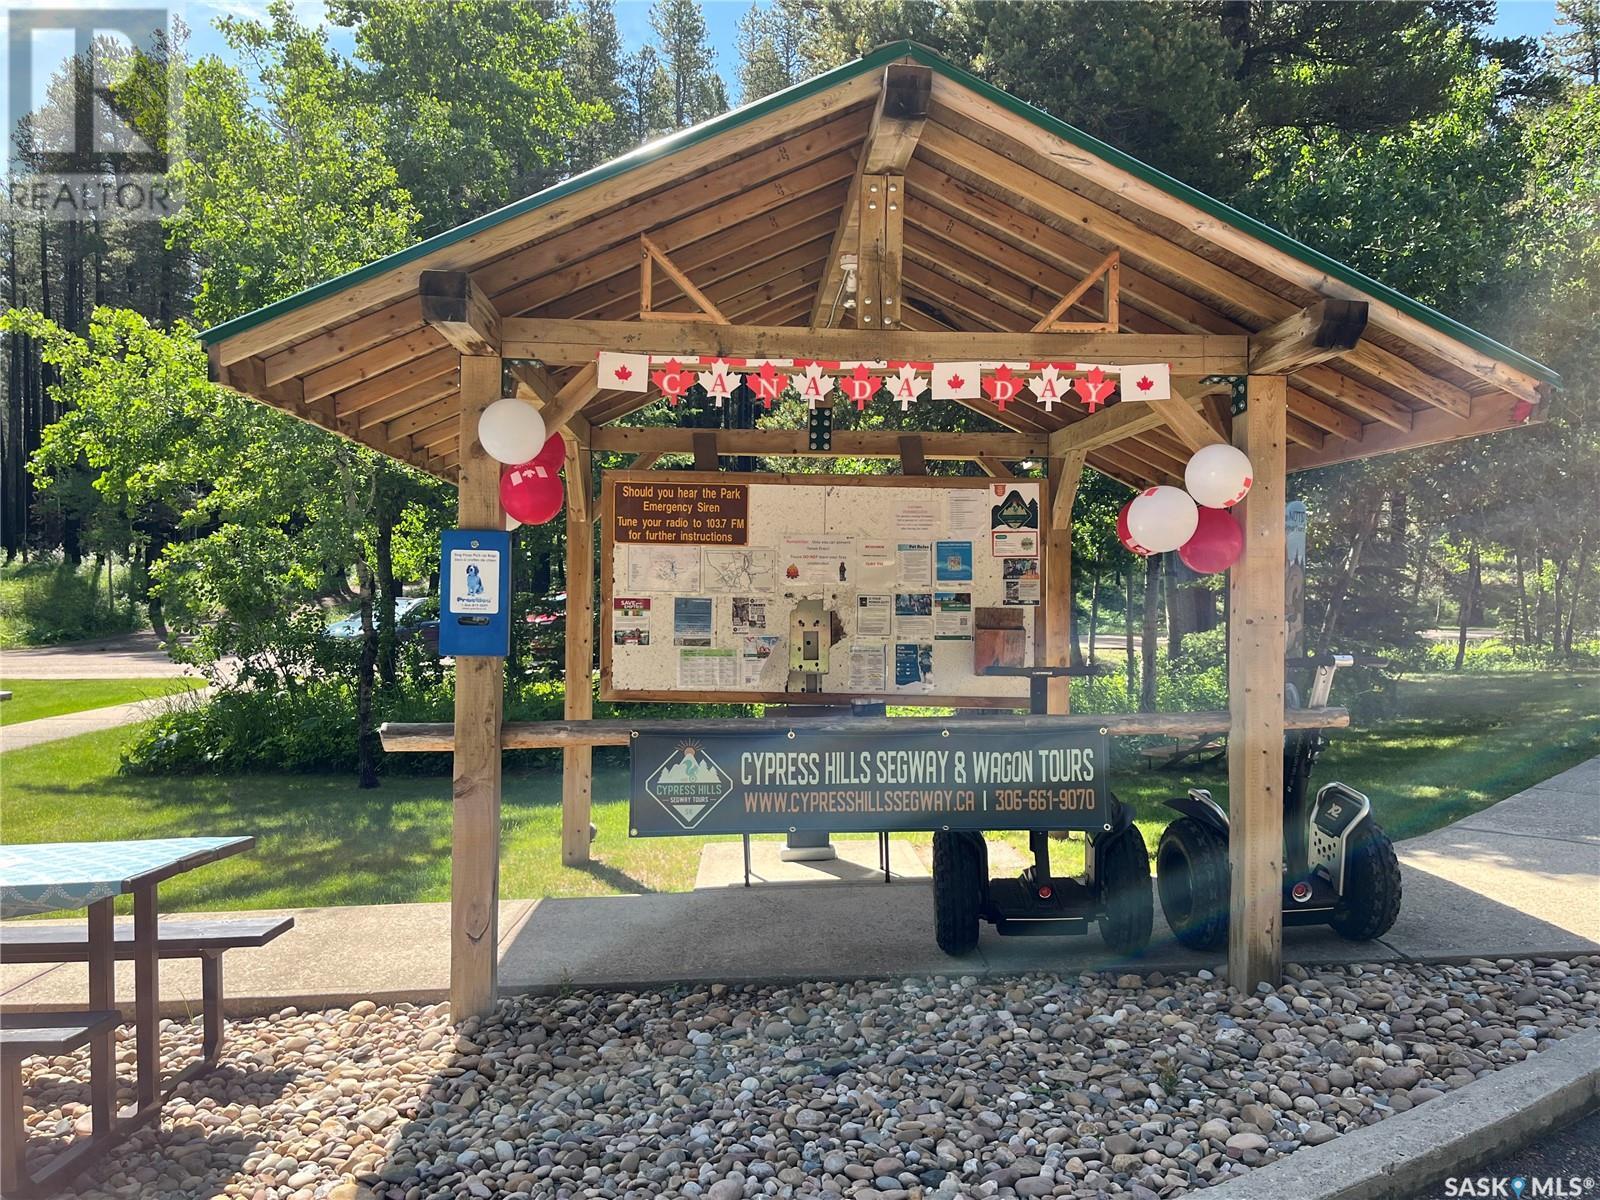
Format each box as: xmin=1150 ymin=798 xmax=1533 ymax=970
xmin=2 ymin=1010 xmax=123 ymax=1194
xmin=1139 ymin=733 xmax=1227 ymax=771
xmin=1 ymin=916 xmax=293 ymax=1067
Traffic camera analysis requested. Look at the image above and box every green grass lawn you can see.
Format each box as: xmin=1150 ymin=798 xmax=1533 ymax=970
xmin=0 ymin=671 xmax=1594 ymax=914
xmin=0 ymin=677 xmax=206 ymax=726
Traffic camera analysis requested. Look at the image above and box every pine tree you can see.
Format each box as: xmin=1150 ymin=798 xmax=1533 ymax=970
xmin=1548 ymin=0 xmax=1600 ymax=84
xmin=619 ymin=46 xmax=672 ymax=144
xmin=736 ymin=1 xmax=812 ymax=104
xmin=565 ymin=0 xmax=633 ymax=165
xmin=649 ymin=0 xmax=727 ymax=128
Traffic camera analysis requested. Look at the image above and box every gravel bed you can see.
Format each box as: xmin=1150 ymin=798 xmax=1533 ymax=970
xmin=19 ymin=956 xmax=1600 ymax=1200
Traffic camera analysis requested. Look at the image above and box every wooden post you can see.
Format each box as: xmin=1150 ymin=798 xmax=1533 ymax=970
xmin=452 ymin=354 xmax=505 ymax=1019
xmin=563 ymin=435 xmax=596 ymax=865
xmin=1045 ymin=453 xmax=1085 ymax=712
xmin=1227 ymin=375 xmax=1288 ymax=992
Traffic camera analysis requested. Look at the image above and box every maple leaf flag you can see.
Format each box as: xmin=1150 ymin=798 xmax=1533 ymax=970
xmin=789 ymin=362 xmax=836 ymax=409
xmin=888 ymin=363 xmax=929 ymax=411
xmin=598 ymin=351 xmax=649 ymax=393
xmin=1118 ymin=363 xmax=1171 ymax=401
xmin=1073 ymin=366 xmax=1118 ymax=413
xmin=839 ymin=363 xmax=883 ymax=411
xmin=932 ymin=362 xmax=980 ymax=401
xmin=981 ymin=364 xmax=1025 ymax=411
xmin=650 ymin=358 xmax=695 ymax=406
xmin=743 ymin=361 xmax=784 ymax=409
xmin=1028 ymin=363 xmax=1069 ymax=412
xmin=697 ymin=358 xmax=740 ymax=407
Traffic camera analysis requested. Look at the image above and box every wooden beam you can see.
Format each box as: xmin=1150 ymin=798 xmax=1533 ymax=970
xmin=1248 ymin=300 xmax=1368 ymax=376
xmin=899 ymin=434 xmax=926 ymax=475
xmin=1051 ymin=450 xmax=1086 ymax=529
xmin=1048 ymin=401 xmax=1166 ymax=455
xmin=1031 ymin=249 xmax=1119 ymax=333
xmin=451 ymin=355 xmax=506 ymax=1020
xmin=381 ymin=706 xmax=1349 ymax=752
xmin=812 ymin=64 xmax=933 ymax=328
xmin=1228 ymin=374 xmax=1288 ymax=994
xmin=503 ymin=318 xmax=1247 ymax=374
xmin=1145 ymin=389 xmax=1225 ymax=452
xmin=639 ymin=235 xmax=729 ymax=324
xmin=976 ymin=457 xmax=1015 ymax=478
xmin=1288 ymin=390 xmax=1532 ymax=471
xmin=420 ymin=270 xmax=502 ymax=357
xmin=692 ymin=431 xmax=719 ymax=470
xmin=588 ymin=425 xmax=1047 ymax=459
xmin=631 ymin=451 xmax=663 ymax=471
xmin=537 ymin=362 xmax=600 ymax=434
xmin=856 ymin=174 xmax=905 ymax=329
xmin=1045 ymin=454 xmax=1084 ymax=712
xmin=563 ymin=438 xmax=596 ymax=866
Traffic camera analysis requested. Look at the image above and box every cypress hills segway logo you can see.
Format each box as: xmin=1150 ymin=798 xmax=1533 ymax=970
xmin=644 ymin=741 xmax=734 ymax=830
xmin=991 ymin=489 xmax=1038 ymax=529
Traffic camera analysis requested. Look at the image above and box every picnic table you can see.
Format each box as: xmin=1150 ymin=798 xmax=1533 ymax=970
xmin=0 ymin=836 xmax=254 ymax=1193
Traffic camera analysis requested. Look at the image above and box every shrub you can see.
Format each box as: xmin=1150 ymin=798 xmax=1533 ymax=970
xmin=0 ymin=558 xmax=142 ymax=648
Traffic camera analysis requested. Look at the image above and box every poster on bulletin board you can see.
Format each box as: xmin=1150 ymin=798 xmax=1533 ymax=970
xmin=599 ymin=473 xmax=1049 ymax=707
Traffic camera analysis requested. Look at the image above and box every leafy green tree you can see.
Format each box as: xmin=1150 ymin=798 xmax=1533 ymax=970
xmin=650 ymin=0 xmax=729 ymax=127
xmin=327 ymin=0 xmax=608 ymax=229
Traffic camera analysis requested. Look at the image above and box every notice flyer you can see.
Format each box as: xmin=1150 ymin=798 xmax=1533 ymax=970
xmin=935 ymin=592 xmax=973 ymax=639
xmin=992 ymin=529 xmax=1041 ymax=558
xmin=781 ymin=535 xmax=855 ymax=585
xmin=894 ymin=641 xmax=935 ymax=688
xmin=896 ymin=541 xmax=932 ymax=586
xmin=678 ymin=646 xmax=736 ymax=688
xmin=848 ymin=642 xmax=887 ymax=691
xmin=704 ymin=546 xmax=776 ymax=592
xmin=894 ymin=499 xmax=940 ymax=537
xmin=730 ymin=596 xmax=768 ymax=636
xmin=612 ymin=596 xmax=651 ymax=646
xmin=627 ymin=545 xmax=702 ymax=592
xmin=673 ymin=596 xmax=714 ymax=646
xmin=894 ymin=592 xmax=935 ymax=640
xmin=935 ymin=540 xmax=973 ymax=582
xmin=1003 ymin=557 xmax=1041 ymax=606
xmin=856 ymin=594 xmax=892 ymax=638
xmin=948 ymin=489 xmax=989 ymax=534
xmin=858 ymin=541 xmax=897 ymax=590
xmin=740 ymin=635 xmax=782 ymax=687
xmin=448 ymin=548 xmax=500 ymax=615
xmin=990 ymin=485 xmax=1041 ymax=558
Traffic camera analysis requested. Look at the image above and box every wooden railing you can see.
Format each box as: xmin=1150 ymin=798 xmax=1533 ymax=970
xmin=379 ymin=707 xmax=1348 ymax=752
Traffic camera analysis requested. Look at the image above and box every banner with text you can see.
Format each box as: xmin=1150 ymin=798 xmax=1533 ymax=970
xmin=629 ymin=727 xmax=1111 ymax=836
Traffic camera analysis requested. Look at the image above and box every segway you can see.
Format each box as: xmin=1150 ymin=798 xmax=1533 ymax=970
xmin=1155 ymin=653 xmax=1402 ymax=949
xmin=931 ymin=666 xmax=1153 ymax=957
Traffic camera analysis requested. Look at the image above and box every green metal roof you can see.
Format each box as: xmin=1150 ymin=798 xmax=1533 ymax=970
xmin=201 ymin=41 xmax=1557 ymax=389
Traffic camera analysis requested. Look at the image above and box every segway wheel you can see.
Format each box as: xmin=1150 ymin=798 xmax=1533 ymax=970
xmin=932 ymin=831 xmax=983 ymax=956
xmin=1329 ymin=819 xmax=1402 ymax=941
xmin=1097 ymin=825 xmax=1154 ymax=955
xmin=1156 ymin=817 xmax=1230 ymax=951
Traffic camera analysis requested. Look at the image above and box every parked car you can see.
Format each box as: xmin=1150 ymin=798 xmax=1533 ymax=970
xmin=325 ymin=596 xmax=440 ymax=654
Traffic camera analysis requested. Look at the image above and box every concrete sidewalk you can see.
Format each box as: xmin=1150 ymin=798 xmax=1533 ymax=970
xmin=0 ymin=688 xmax=210 ymax=752
xmin=3 ymin=757 xmax=1596 ymax=1014
xmin=0 ymin=632 xmax=190 ymax=679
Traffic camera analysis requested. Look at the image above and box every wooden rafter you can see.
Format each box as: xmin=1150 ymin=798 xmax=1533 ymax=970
xmin=419 ymin=270 xmax=502 ymax=356
xmin=1031 ymin=250 xmax=1120 ymax=334
xmin=1248 ymin=300 xmax=1368 ymax=376
xmin=638 ymin=234 xmax=729 ymax=324
xmin=812 ymin=63 xmax=931 ymax=329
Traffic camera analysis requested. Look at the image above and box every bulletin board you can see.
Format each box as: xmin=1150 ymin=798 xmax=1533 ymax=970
xmin=599 ymin=472 xmax=1049 ymax=707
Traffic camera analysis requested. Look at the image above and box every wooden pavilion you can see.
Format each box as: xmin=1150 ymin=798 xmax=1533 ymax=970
xmin=201 ymin=43 xmax=1557 ymax=1017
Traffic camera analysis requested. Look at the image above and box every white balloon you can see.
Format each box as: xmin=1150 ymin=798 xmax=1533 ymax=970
xmin=478 ymin=398 xmax=547 ymax=465
xmin=1184 ymin=443 xmax=1254 ymax=509
xmin=1126 ymin=485 xmax=1199 ymax=554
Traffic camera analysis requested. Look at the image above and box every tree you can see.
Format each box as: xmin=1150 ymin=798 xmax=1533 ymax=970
xmin=619 ymin=46 xmax=673 ymax=143
xmin=1549 ymin=0 xmax=1600 ymax=84
xmin=650 ymin=0 xmax=729 ymax=128
xmin=736 ymin=1 xmax=812 ymax=103
xmin=327 ymin=0 xmax=608 ymax=229
xmin=564 ymin=0 xmax=635 ymax=166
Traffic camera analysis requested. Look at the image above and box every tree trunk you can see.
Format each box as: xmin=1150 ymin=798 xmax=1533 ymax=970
xmin=1124 ymin=566 xmax=1136 ymax=707
xmin=1553 ymin=555 xmax=1569 ymax=651
xmin=1454 ymin=544 xmax=1480 ymax=672
xmin=1140 ymin=554 xmax=1160 ymax=711
xmin=356 ymin=560 xmax=380 ymax=790
xmin=1533 ymin=550 xmax=1547 ymax=645
xmin=1087 ymin=569 xmax=1100 ymax=668
xmin=1515 ymin=553 xmax=1532 ymax=647
xmin=1164 ymin=554 xmax=1185 ymax=662
xmin=1319 ymin=502 xmax=1382 ymax=653
xmin=375 ymin=500 xmax=398 ymax=687
xmin=1564 ymin=536 xmax=1589 ymax=658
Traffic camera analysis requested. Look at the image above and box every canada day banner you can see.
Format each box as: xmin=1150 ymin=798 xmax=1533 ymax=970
xmin=596 ymin=352 xmax=1171 ymax=414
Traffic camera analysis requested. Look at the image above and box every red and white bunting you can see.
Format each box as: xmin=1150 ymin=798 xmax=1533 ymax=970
xmin=593 ymin=352 xmax=1176 ymax=415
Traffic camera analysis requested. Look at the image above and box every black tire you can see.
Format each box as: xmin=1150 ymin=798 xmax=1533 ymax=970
xmin=1097 ymin=824 xmax=1154 ymax=955
xmin=932 ymin=831 xmax=983 ymax=955
xmin=1329 ymin=819 xmax=1402 ymax=941
xmin=1156 ymin=817 xmax=1230 ymax=951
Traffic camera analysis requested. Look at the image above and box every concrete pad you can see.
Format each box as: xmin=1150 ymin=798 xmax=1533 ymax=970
xmin=1395 ymin=835 xmax=1600 ymax=948
xmin=1204 ymin=1029 xmax=1600 ymax=1200
xmin=693 ymin=837 xmax=924 ymax=889
xmin=1450 ymin=788 xmax=1600 ymax=844
xmin=1537 ymin=757 xmax=1599 ymax=797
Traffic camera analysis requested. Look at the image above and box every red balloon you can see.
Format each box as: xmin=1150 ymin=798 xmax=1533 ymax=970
xmin=1117 ymin=500 xmax=1153 ymax=556
xmin=1178 ymin=505 xmax=1244 ymax=574
xmin=500 ymin=463 xmax=564 ymax=525
xmin=531 ymin=433 xmax=566 ymax=473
